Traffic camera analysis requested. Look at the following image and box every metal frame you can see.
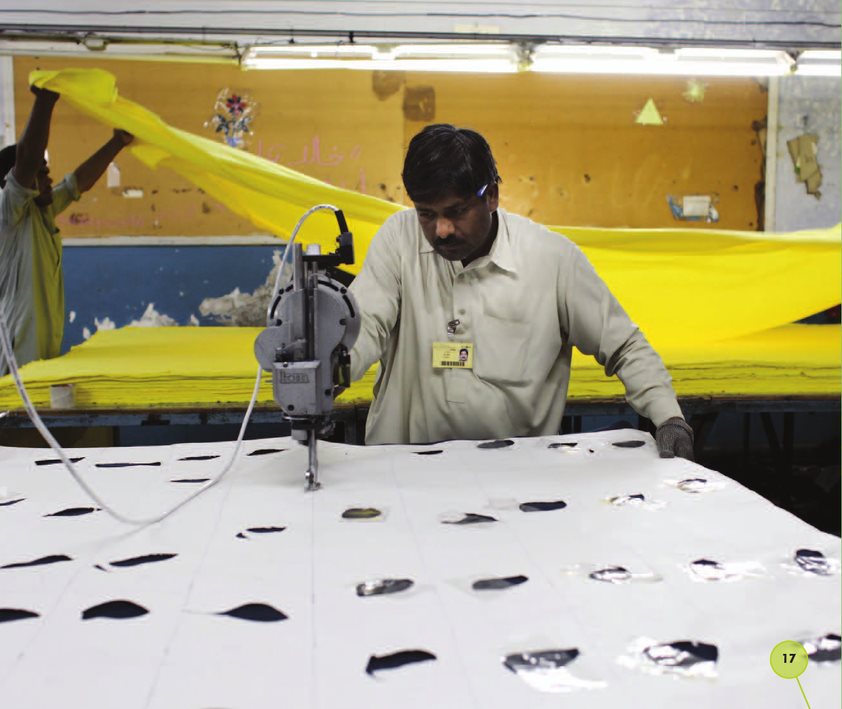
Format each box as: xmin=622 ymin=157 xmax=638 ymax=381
xmin=1 ymin=395 xmax=837 ymax=447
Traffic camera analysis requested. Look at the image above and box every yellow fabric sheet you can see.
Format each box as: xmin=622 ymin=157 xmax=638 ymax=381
xmin=30 ymin=68 xmax=841 ymax=350
xmin=0 ymin=325 xmax=836 ymax=411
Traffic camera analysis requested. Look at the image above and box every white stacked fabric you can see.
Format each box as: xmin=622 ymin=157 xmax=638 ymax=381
xmin=0 ymin=430 xmax=838 ymax=708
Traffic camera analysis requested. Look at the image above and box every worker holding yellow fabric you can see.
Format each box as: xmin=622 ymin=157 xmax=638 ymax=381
xmin=0 ymin=86 xmax=133 ymax=375
xmin=349 ymin=124 xmax=694 ymax=457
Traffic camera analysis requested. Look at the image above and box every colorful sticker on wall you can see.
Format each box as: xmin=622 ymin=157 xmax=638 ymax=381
xmin=683 ymin=80 xmax=707 ymax=103
xmin=667 ymin=194 xmax=720 ymax=223
xmin=635 ymin=98 xmax=664 ymax=126
xmin=205 ymin=89 xmax=259 ymax=149
xmin=786 ymin=133 xmax=822 ymax=198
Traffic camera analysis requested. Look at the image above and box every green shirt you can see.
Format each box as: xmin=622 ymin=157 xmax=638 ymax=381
xmin=0 ymin=170 xmax=79 ymax=374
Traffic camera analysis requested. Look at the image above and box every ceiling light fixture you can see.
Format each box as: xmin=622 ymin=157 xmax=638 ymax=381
xmin=530 ymin=46 xmax=796 ymax=77
xmin=242 ymin=43 xmax=518 ymax=73
xmin=794 ymin=50 xmax=842 ymax=77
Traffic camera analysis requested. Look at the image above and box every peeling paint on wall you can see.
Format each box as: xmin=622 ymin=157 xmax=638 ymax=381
xmin=94 ymin=316 xmax=116 ymax=332
xmin=372 ymin=71 xmax=405 ymax=101
xmin=81 ymin=304 xmax=179 ymax=343
xmin=199 ymin=250 xmax=282 ymax=326
xmin=773 ymin=76 xmax=840 ymax=231
xmin=61 ymin=245 xmax=282 ymax=352
xmin=787 ymin=133 xmax=822 ymax=197
xmin=403 ymin=86 xmax=436 ymax=121
xmin=128 ymin=303 xmax=179 ymax=327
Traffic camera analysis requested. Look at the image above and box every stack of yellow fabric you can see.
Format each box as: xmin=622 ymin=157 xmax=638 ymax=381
xmin=0 ymin=324 xmax=836 ymax=411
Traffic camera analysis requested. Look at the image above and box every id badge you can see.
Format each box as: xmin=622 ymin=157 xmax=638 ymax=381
xmin=432 ymin=342 xmax=473 ymax=369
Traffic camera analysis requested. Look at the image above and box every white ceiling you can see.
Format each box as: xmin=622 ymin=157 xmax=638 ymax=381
xmin=0 ymin=0 xmax=838 ymax=59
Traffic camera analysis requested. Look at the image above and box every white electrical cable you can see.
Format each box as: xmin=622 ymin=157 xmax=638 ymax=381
xmin=0 ymin=310 xmax=262 ymax=526
xmin=0 ymin=203 xmax=340 ymax=527
xmin=266 ymin=203 xmax=339 ymax=326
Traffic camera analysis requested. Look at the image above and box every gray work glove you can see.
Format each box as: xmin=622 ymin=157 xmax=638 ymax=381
xmin=655 ymin=417 xmax=695 ymax=461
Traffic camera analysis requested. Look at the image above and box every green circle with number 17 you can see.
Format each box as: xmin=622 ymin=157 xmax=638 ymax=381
xmin=770 ymin=640 xmax=809 ymax=679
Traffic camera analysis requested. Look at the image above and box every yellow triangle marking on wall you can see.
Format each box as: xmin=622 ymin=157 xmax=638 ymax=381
xmin=636 ymin=98 xmax=664 ymax=125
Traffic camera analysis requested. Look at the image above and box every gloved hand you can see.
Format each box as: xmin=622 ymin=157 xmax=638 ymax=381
xmin=655 ymin=417 xmax=694 ymax=460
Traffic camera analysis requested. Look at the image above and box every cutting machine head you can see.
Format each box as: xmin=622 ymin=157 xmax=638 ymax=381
xmin=254 ymin=210 xmax=360 ymax=490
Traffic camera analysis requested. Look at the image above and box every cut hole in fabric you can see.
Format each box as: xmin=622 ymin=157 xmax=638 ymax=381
xmin=1 ymin=554 xmax=72 ymax=569
xmin=442 ymin=513 xmax=497 ymax=525
xmin=109 ymin=553 xmax=177 ymax=568
xmin=247 ymin=449 xmax=287 ymax=457
xmin=472 ymin=575 xmax=528 ymax=591
xmin=95 ymin=462 xmax=161 ymax=468
xmin=356 ymin=578 xmax=414 ymax=597
xmin=237 ymin=526 xmax=286 ymax=539
xmin=82 ymin=600 xmax=149 ymax=620
xmin=504 ymin=648 xmax=580 ymax=673
xmin=795 ymin=549 xmax=832 ymax=576
xmin=247 ymin=526 xmax=286 ymax=534
xmin=589 ymin=566 xmax=632 ymax=583
xmin=608 ymin=494 xmax=645 ymax=506
xmin=677 ymin=478 xmax=709 ymax=493
xmin=45 ymin=507 xmax=99 ymax=517
xmin=519 ymin=500 xmax=567 ymax=512
xmin=643 ymin=641 xmax=718 ymax=669
xmin=216 ymin=603 xmax=288 ymax=622
xmin=0 ymin=608 xmax=40 ymax=623
xmin=342 ymin=507 xmax=382 ymax=520
xmin=477 ymin=439 xmax=514 ymax=449
xmin=804 ymin=634 xmax=841 ymax=663
xmin=366 ymin=649 xmax=436 ymax=675
xmin=36 ymin=457 xmax=84 ymax=466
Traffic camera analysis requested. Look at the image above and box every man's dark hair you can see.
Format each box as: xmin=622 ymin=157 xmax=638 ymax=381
xmin=0 ymin=144 xmax=16 ymax=188
xmin=402 ymin=124 xmax=501 ymax=203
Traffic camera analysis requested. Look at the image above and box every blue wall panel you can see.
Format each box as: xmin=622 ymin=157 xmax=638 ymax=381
xmin=61 ymin=244 xmax=283 ymax=353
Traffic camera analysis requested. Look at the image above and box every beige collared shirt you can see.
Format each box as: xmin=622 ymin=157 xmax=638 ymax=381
xmin=349 ymin=208 xmax=682 ymax=444
xmin=0 ymin=171 xmax=79 ymax=375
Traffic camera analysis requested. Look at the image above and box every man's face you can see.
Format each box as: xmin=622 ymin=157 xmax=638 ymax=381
xmin=414 ymin=184 xmax=499 ymax=264
xmin=33 ymin=160 xmax=53 ymax=207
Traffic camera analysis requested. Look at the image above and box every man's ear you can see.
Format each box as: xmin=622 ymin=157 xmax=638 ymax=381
xmin=486 ymin=183 xmax=500 ymax=212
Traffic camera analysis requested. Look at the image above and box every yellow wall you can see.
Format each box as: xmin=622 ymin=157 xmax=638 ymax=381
xmin=15 ymin=56 xmax=767 ymax=236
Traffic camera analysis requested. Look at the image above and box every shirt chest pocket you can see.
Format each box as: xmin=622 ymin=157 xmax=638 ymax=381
xmin=472 ymin=314 xmax=531 ymax=385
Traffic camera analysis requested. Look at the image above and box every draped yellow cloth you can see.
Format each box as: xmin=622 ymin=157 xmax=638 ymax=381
xmin=28 ymin=68 xmax=840 ymax=355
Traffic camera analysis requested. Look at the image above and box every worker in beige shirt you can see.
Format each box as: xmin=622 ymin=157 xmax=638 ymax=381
xmin=0 ymin=86 xmax=133 ymax=375
xmin=349 ymin=124 xmax=693 ymax=458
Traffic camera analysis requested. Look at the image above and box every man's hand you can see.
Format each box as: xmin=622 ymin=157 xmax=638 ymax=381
xmin=75 ymin=130 xmax=135 ymax=193
xmin=29 ymin=85 xmax=59 ymax=103
xmin=112 ymin=129 xmax=134 ymax=147
xmin=655 ymin=417 xmax=694 ymax=460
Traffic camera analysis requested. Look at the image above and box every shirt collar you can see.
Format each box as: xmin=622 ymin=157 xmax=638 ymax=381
xmin=417 ymin=208 xmax=518 ymax=275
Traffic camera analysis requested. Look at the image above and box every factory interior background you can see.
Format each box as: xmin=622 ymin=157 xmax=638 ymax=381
xmin=0 ymin=4 xmax=840 ymax=708
xmin=0 ymin=3 xmax=839 ymax=531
